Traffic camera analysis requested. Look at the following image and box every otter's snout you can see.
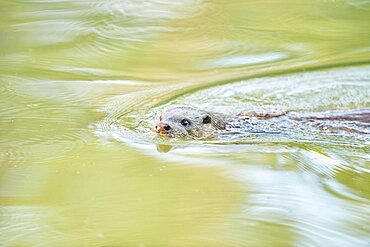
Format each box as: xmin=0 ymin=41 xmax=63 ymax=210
xmin=155 ymin=122 xmax=171 ymax=133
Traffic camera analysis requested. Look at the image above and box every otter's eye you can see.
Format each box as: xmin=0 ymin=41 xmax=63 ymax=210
xmin=181 ymin=119 xmax=191 ymax=127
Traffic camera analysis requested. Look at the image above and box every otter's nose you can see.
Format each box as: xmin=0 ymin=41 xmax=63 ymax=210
xmin=155 ymin=122 xmax=171 ymax=133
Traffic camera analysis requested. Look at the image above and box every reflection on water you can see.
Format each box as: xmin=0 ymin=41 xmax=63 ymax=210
xmin=1 ymin=0 xmax=370 ymax=246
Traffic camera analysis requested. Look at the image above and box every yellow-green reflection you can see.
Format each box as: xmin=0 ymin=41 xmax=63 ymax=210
xmin=1 ymin=0 xmax=369 ymax=246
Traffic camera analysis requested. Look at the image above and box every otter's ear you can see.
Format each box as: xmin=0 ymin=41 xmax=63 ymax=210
xmin=202 ymin=115 xmax=211 ymax=124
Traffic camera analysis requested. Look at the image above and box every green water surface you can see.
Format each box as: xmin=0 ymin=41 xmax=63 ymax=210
xmin=1 ymin=0 xmax=370 ymax=246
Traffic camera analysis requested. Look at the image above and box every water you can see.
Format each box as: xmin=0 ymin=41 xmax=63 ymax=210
xmin=1 ymin=0 xmax=370 ymax=246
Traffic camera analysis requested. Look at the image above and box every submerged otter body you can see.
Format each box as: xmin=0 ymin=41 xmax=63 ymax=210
xmin=153 ymin=107 xmax=370 ymax=138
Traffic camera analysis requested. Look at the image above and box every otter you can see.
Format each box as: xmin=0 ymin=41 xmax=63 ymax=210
xmin=153 ymin=107 xmax=370 ymax=138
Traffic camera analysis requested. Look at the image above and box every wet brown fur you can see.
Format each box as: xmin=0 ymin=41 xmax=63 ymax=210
xmin=154 ymin=107 xmax=370 ymax=138
xmin=154 ymin=107 xmax=230 ymax=138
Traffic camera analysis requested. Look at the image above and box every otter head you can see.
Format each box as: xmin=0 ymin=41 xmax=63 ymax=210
xmin=153 ymin=107 xmax=228 ymax=138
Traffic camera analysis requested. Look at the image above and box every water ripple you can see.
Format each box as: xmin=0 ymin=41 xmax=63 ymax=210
xmin=201 ymin=52 xmax=290 ymax=69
